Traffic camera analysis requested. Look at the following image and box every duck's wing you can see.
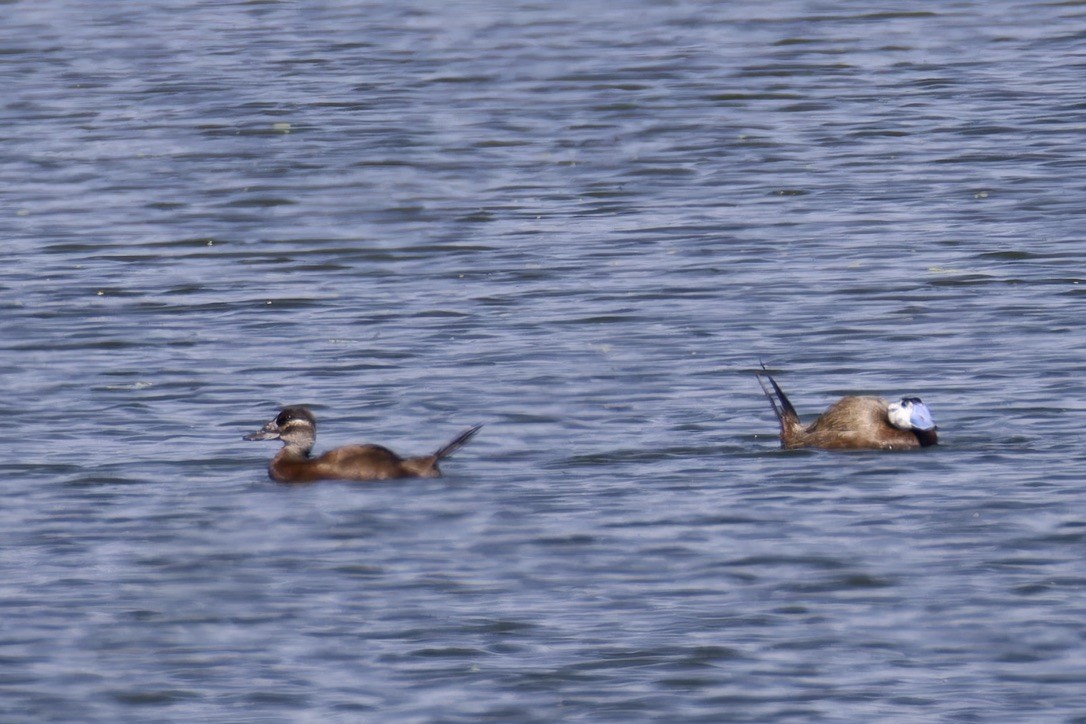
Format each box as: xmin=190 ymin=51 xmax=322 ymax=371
xmin=807 ymin=396 xmax=889 ymax=433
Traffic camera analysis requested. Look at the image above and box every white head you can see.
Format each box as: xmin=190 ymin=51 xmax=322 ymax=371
xmin=887 ymin=397 xmax=936 ymax=432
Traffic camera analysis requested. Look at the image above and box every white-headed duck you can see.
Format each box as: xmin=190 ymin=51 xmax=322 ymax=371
xmin=244 ymin=406 xmax=482 ymax=482
xmin=756 ymin=368 xmax=937 ymax=451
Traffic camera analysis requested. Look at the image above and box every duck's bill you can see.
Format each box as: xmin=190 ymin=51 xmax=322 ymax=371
xmin=909 ymin=403 xmax=936 ymax=431
xmin=243 ymin=420 xmax=280 ymax=441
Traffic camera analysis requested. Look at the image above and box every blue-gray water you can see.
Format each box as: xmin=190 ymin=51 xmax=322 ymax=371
xmin=4 ymin=1 xmax=1086 ymax=721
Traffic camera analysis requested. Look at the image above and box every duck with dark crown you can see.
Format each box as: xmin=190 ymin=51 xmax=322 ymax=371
xmin=755 ymin=367 xmax=938 ymax=451
xmin=244 ymin=406 xmax=482 ymax=482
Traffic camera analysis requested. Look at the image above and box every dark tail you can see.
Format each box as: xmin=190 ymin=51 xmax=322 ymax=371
xmin=755 ymin=363 xmax=801 ymax=436
xmin=434 ymin=423 xmax=483 ymax=460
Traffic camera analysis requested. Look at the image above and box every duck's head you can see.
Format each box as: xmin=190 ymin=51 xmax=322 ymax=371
xmin=887 ymin=397 xmax=936 ymax=432
xmin=244 ymin=405 xmax=317 ymax=447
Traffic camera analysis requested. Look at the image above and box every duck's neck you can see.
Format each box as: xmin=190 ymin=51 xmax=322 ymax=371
xmin=915 ymin=429 xmax=938 ymax=447
xmin=278 ymin=440 xmax=314 ymax=460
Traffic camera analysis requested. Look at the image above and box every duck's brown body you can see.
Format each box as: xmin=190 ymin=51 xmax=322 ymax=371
xmin=267 ymin=442 xmax=452 ymax=483
xmin=756 ymin=370 xmax=938 ymax=451
xmin=245 ymin=406 xmax=481 ymax=483
xmin=774 ymin=394 xmax=930 ymax=450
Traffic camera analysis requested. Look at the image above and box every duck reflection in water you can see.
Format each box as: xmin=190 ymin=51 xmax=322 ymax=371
xmin=756 ymin=367 xmax=938 ymax=451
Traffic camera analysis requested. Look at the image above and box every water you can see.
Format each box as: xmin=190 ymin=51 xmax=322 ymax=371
xmin=4 ymin=1 xmax=1086 ymax=720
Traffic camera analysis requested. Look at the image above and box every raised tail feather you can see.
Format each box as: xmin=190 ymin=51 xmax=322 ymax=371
xmin=434 ymin=424 xmax=483 ymax=461
xmin=755 ymin=364 xmax=801 ymax=438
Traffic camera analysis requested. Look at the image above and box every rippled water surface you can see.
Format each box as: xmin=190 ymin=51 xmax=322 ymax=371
xmin=5 ymin=1 xmax=1086 ymax=721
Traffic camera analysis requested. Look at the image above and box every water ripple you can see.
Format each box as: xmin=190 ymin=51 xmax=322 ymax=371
xmin=4 ymin=1 xmax=1086 ymax=721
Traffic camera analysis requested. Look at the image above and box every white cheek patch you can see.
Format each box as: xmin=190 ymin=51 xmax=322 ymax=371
xmin=281 ymin=420 xmax=315 ymax=436
xmin=887 ymin=402 xmax=912 ymax=430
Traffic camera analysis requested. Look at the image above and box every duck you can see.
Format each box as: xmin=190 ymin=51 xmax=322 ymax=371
xmin=755 ymin=367 xmax=937 ymax=450
xmin=244 ymin=405 xmax=482 ymax=483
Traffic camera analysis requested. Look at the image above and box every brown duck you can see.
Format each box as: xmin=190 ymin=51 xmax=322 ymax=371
xmin=756 ymin=368 xmax=938 ymax=451
xmin=244 ymin=406 xmax=482 ymax=482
